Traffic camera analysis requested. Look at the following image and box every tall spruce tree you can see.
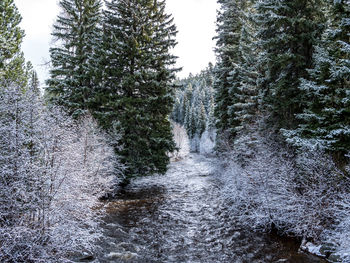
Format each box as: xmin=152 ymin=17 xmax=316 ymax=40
xmin=0 ymin=0 xmax=27 ymax=86
xmin=214 ymin=0 xmax=245 ymax=149
xmin=254 ymin=0 xmax=325 ymax=128
xmin=285 ymin=0 xmax=350 ymax=155
xmin=46 ymin=0 xmax=102 ymax=118
xmin=232 ymin=0 xmax=260 ymax=129
xmin=101 ymin=0 xmax=178 ymax=179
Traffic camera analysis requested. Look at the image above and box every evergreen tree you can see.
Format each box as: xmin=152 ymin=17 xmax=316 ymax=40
xmin=46 ymin=0 xmax=102 ymax=118
xmin=189 ymin=106 xmax=197 ymax=138
xmin=254 ymin=0 xmax=325 ymax=127
xmin=207 ymin=94 xmax=216 ymax=130
xmin=214 ymin=0 xmax=245 ymax=148
xmin=171 ymin=97 xmax=181 ymax=123
xmin=232 ymin=0 xmax=260 ymax=129
xmin=0 ymin=0 xmax=27 ymax=86
xmin=29 ymin=69 xmax=40 ymax=95
xmin=197 ymin=102 xmax=207 ymax=136
xmin=285 ymin=0 xmax=350 ymax=155
xmin=101 ymin=0 xmax=178 ymax=179
xmin=181 ymin=83 xmax=193 ymax=125
xmin=184 ymin=103 xmax=192 ymax=136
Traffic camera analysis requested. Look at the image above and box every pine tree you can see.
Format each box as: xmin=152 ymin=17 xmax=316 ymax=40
xmin=46 ymin=0 xmax=102 ymax=118
xmin=189 ymin=106 xmax=197 ymax=138
xmin=171 ymin=97 xmax=181 ymax=123
xmin=0 ymin=0 xmax=27 ymax=86
xmin=101 ymin=0 xmax=178 ymax=179
xmin=184 ymin=102 xmax=191 ymax=135
xmin=232 ymin=0 xmax=260 ymax=129
xmin=254 ymin=0 xmax=325 ymax=127
xmin=197 ymin=102 xmax=207 ymax=136
xmin=285 ymin=0 xmax=350 ymax=155
xmin=207 ymin=93 xmax=216 ymax=130
xmin=181 ymin=83 xmax=193 ymax=125
xmin=214 ymin=0 xmax=245 ymax=149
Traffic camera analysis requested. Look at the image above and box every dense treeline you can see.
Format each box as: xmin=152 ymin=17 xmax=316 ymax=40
xmin=171 ymin=64 xmax=216 ymax=151
xmin=214 ymin=0 xmax=350 ymax=260
xmin=214 ymin=0 xmax=349 ymax=159
xmin=47 ymin=0 xmax=178 ymax=181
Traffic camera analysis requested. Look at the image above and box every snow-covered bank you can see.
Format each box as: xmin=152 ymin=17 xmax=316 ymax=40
xmin=216 ymin=131 xmax=350 ymax=262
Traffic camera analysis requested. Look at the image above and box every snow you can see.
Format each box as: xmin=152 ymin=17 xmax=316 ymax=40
xmin=300 ymin=241 xmax=323 ymax=257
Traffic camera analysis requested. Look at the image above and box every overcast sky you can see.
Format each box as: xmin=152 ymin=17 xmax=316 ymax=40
xmin=14 ymin=0 xmax=218 ymax=86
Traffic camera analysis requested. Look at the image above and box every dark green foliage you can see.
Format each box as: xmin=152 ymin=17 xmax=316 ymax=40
xmin=213 ymin=0 xmax=349 ymax=159
xmin=0 ymin=0 xmax=24 ymax=68
xmin=285 ymin=0 xmax=350 ymax=153
xmin=100 ymin=0 xmax=179 ymax=178
xmin=0 ymin=0 xmax=27 ymax=86
xmin=46 ymin=0 xmax=102 ymax=118
xmin=214 ymin=0 xmax=245 ymax=147
xmin=232 ymin=1 xmax=260 ymax=129
xmin=255 ymin=0 xmax=325 ymax=127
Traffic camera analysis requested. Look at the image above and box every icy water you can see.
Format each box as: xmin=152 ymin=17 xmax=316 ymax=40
xmin=97 ymin=154 xmax=326 ymax=263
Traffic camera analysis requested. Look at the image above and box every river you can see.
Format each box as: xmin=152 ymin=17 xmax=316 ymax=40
xmin=96 ymin=154 xmax=326 ymax=263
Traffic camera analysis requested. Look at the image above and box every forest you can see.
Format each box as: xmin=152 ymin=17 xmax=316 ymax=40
xmin=0 ymin=0 xmax=349 ymax=262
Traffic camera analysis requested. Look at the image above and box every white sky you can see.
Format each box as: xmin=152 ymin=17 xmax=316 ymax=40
xmin=14 ymin=0 xmax=218 ymax=86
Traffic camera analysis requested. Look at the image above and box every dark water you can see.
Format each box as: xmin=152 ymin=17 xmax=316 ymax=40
xmin=97 ymin=155 xmax=326 ymax=263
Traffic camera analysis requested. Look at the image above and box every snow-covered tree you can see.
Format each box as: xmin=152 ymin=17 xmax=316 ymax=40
xmin=254 ymin=0 xmax=325 ymax=127
xmin=0 ymin=0 xmax=28 ymax=86
xmin=101 ymin=0 xmax=179 ymax=179
xmin=284 ymin=0 xmax=350 ymax=156
xmin=232 ymin=1 xmax=260 ymax=130
xmin=46 ymin=0 xmax=102 ymax=118
xmin=0 ymin=80 xmax=122 ymax=261
xmin=197 ymin=102 xmax=207 ymax=136
xmin=214 ymin=0 xmax=244 ymax=148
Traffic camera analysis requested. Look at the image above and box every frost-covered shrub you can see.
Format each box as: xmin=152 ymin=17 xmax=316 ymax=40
xmin=190 ymin=133 xmax=201 ymax=153
xmin=323 ymin=192 xmax=350 ymax=262
xmin=42 ymin=111 xmax=120 ymax=259
xmin=219 ymin=131 xmax=349 ymax=242
xmin=199 ymin=129 xmax=216 ymax=155
xmin=0 ymin=84 xmax=122 ymax=262
xmin=171 ymin=122 xmax=190 ymax=160
xmin=220 ymin=136 xmax=300 ymax=234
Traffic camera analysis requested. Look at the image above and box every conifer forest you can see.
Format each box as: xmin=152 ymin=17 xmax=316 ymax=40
xmin=0 ymin=0 xmax=349 ymax=262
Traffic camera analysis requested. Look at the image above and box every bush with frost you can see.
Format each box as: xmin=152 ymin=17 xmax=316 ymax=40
xmin=171 ymin=122 xmax=190 ymax=160
xmin=0 ymin=84 xmax=122 ymax=262
xmin=219 ymin=130 xmax=349 ymax=245
xmin=199 ymin=129 xmax=216 ymax=155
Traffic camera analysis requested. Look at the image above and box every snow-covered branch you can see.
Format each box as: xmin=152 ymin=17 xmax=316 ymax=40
xmin=0 ymin=84 xmax=123 ymax=262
